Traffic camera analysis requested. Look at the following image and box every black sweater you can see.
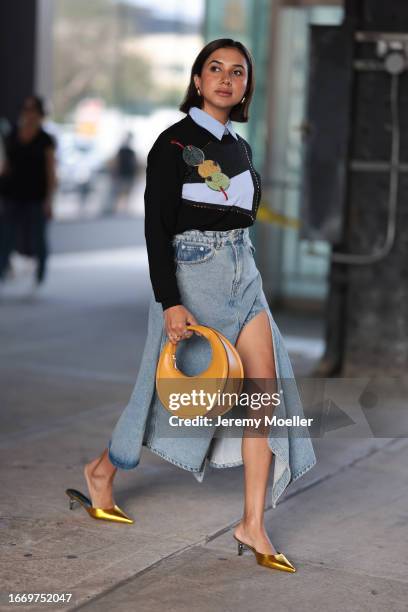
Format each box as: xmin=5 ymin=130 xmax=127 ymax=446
xmin=144 ymin=113 xmax=262 ymax=310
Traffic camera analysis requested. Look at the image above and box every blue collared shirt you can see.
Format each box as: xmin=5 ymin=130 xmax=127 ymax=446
xmin=188 ymin=106 xmax=238 ymax=141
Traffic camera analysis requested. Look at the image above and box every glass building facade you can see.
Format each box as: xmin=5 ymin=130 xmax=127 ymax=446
xmin=204 ymin=2 xmax=343 ymax=306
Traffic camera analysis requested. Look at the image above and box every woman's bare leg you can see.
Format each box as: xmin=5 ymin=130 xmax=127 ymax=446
xmin=83 ymin=448 xmax=117 ymax=508
xmin=233 ymin=310 xmax=278 ymax=555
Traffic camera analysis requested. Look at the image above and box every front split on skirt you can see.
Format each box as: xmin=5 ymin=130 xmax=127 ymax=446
xmin=108 ymin=227 xmax=317 ymax=508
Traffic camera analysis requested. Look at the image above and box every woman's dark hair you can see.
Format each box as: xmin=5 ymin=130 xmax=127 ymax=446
xmin=179 ymin=38 xmax=255 ymax=122
xmin=22 ymin=95 xmax=46 ymax=117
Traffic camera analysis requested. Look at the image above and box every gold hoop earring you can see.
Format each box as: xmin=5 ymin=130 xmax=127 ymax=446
xmin=197 ymin=88 xmax=201 ymax=96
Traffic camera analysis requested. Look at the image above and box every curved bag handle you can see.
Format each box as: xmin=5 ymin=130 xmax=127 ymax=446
xmin=156 ymin=324 xmax=244 ymax=419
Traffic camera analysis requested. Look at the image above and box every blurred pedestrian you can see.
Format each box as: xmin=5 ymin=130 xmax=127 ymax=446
xmin=0 ymin=95 xmax=57 ymax=295
xmin=108 ymin=132 xmax=138 ymax=214
xmin=0 ymin=117 xmax=12 ymax=280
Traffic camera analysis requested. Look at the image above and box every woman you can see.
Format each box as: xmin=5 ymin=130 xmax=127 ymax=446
xmin=66 ymin=39 xmax=316 ymax=573
xmin=0 ymin=95 xmax=56 ymax=293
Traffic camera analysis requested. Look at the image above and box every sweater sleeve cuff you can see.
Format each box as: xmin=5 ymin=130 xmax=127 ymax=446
xmin=161 ymin=297 xmax=182 ymax=311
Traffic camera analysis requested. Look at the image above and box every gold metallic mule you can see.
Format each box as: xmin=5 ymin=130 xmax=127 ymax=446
xmin=65 ymin=488 xmax=134 ymax=524
xmin=233 ymin=534 xmax=296 ymax=573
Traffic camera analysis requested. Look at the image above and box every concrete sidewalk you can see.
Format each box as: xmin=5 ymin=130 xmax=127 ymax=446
xmin=1 ymin=246 xmax=405 ymax=611
xmin=78 ymin=438 xmax=408 ymax=612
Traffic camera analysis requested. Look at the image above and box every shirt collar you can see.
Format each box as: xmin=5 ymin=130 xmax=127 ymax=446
xmin=188 ymin=106 xmax=238 ymax=141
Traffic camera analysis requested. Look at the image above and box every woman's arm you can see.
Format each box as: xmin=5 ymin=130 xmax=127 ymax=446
xmin=0 ymin=131 xmax=11 ymax=176
xmin=44 ymin=144 xmax=57 ymax=219
xmin=144 ymin=133 xmax=184 ymax=311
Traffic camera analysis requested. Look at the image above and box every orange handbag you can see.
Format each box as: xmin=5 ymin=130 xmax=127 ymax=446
xmin=156 ymin=324 xmax=244 ymax=419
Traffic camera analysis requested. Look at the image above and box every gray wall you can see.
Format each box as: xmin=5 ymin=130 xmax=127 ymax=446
xmin=0 ymin=0 xmax=38 ymax=123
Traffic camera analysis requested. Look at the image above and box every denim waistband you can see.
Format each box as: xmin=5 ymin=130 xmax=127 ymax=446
xmin=172 ymin=227 xmax=249 ymax=248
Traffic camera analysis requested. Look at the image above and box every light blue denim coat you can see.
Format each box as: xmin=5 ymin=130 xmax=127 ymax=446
xmin=108 ymin=228 xmax=317 ymax=508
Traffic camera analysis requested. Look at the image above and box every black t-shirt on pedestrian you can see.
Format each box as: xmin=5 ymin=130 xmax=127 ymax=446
xmin=117 ymin=146 xmax=137 ymax=178
xmin=4 ymin=126 xmax=56 ymax=203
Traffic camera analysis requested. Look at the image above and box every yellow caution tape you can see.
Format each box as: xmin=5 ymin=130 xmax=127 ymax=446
xmin=257 ymin=203 xmax=300 ymax=229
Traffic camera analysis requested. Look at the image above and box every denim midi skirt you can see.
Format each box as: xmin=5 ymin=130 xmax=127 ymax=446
xmin=108 ymin=227 xmax=317 ymax=508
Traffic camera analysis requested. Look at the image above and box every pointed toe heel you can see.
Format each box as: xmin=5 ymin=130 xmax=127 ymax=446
xmin=65 ymin=488 xmax=134 ymax=524
xmin=233 ymin=535 xmax=296 ymax=573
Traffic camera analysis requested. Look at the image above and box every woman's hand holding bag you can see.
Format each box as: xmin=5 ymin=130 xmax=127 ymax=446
xmin=163 ymin=304 xmax=201 ymax=344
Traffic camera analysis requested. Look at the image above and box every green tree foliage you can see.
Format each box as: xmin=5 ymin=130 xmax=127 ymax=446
xmin=53 ymin=0 xmax=154 ymax=119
